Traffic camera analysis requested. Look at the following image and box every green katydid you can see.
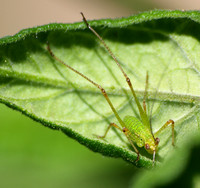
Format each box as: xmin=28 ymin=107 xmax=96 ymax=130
xmin=47 ymin=12 xmax=175 ymax=165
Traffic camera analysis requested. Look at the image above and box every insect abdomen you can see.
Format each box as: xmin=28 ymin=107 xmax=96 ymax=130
xmin=123 ymin=116 xmax=143 ymax=132
xmin=123 ymin=115 xmax=146 ymax=147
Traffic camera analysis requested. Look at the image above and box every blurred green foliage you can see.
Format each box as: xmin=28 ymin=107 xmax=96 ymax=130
xmin=0 ymin=103 xmax=137 ymax=188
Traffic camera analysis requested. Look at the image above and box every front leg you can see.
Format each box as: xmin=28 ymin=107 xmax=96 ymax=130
xmin=96 ymin=123 xmax=140 ymax=162
xmin=122 ymin=127 xmax=140 ymax=162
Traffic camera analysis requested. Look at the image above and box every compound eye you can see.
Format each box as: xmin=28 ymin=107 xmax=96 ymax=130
xmin=145 ymin=143 xmax=150 ymax=150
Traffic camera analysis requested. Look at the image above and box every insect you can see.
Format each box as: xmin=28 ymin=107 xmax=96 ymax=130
xmin=47 ymin=12 xmax=175 ymax=165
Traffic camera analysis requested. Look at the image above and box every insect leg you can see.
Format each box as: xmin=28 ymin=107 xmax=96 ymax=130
xmin=154 ymin=119 xmax=175 ymax=146
xmin=98 ymin=123 xmax=140 ymax=162
xmin=143 ymin=71 xmax=149 ymax=113
xmin=47 ymin=43 xmax=126 ymax=128
xmin=122 ymin=127 xmax=140 ymax=162
xmin=97 ymin=122 xmax=122 ymax=138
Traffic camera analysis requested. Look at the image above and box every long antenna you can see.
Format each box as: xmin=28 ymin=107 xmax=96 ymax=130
xmin=149 ymin=51 xmax=176 ymax=129
xmin=149 ymin=73 xmax=164 ymax=127
xmin=47 ymin=42 xmax=125 ymax=128
xmin=80 ymin=12 xmax=150 ymax=127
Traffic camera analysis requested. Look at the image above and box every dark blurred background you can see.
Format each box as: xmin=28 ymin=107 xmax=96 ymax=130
xmin=0 ymin=0 xmax=199 ymax=187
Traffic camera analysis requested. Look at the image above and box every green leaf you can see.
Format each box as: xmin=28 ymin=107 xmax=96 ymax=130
xmin=0 ymin=10 xmax=200 ymax=171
